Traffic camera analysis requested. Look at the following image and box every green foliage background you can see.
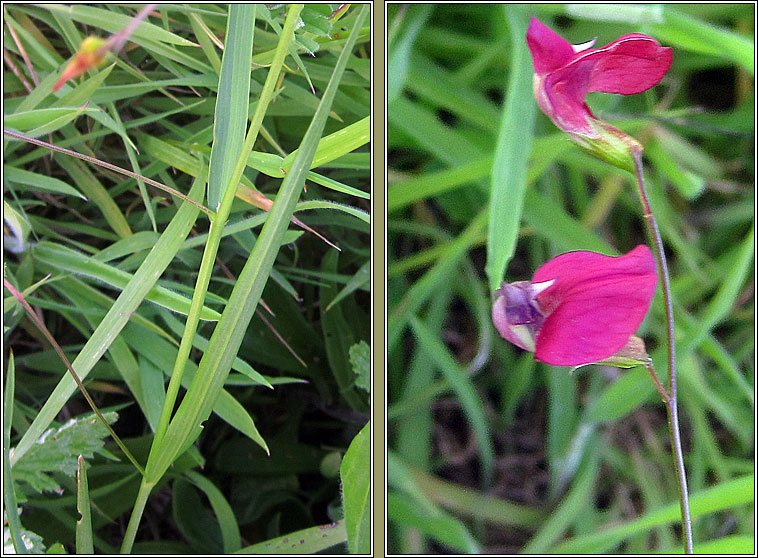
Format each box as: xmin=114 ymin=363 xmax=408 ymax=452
xmin=4 ymin=4 xmax=370 ymax=554
xmin=388 ymin=3 xmax=754 ymax=554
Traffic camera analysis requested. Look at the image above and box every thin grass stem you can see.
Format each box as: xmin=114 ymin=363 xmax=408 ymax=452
xmin=632 ymin=146 xmax=693 ymax=554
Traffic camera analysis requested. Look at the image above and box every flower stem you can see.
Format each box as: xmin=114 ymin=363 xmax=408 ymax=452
xmin=666 ymin=392 xmax=693 ymax=554
xmin=644 ymin=362 xmax=668 ymax=403
xmin=632 ymin=146 xmax=693 ymax=554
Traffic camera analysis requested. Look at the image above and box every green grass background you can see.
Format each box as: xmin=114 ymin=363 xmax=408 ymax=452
xmin=4 ymin=4 xmax=370 ymax=554
xmin=388 ymin=3 xmax=754 ymax=554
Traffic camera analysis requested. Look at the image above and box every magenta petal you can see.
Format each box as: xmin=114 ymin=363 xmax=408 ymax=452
xmin=576 ymin=34 xmax=673 ymax=95
xmin=532 ymin=245 xmax=657 ymax=366
xmin=541 ymin=58 xmax=597 ymax=136
xmin=526 ymin=17 xmax=576 ymax=74
xmin=526 ymin=20 xmax=671 ymax=139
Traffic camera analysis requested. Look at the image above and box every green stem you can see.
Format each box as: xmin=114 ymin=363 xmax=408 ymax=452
xmin=121 ymin=5 xmax=305 ymax=549
xmin=119 ymin=480 xmax=154 ymax=553
xmin=632 ymin=146 xmax=693 ymax=554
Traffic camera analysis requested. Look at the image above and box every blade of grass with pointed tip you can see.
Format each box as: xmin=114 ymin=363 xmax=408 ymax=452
xmin=326 ymin=260 xmax=370 ymax=312
xmin=32 ymin=241 xmax=221 ymax=321
xmin=296 ymin=199 xmax=370 ymax=224
xmin=281 ymin=115 xmax=370 ymax=170
xmin=75 ymin=456 xmax=94 ymax=554
xmin=320 ymin=251 xmax=368 ymax=411
xmin=486 ymin=5 xmax=535 ymax=294
xmin=258 ymin=5 xmax=316 ymax=96
xmin=4 ymin=166 xmax=87 ymax=199
xmin=306 ymin=170 xmax=370 ymax=199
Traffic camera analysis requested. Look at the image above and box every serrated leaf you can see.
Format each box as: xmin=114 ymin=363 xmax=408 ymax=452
xmin=3 ymin=519 xmax=46 ymax=554
xmin=301 ymin=9 xmax=332 ymax=36
xmin=296 ymin=35 xmax=320 ymax=56
xmin=349 ymin=340 xmax=370 ymax=393
xmin=12 ymin=412 xmax=118 ymax=497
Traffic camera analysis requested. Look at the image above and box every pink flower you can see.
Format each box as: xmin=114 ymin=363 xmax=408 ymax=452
xmin=526 ymin=17 xmax=672 ymax=141
xmin=492 ymin=245 xmax=657 ymax=366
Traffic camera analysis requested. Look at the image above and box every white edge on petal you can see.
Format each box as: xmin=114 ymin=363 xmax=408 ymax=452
xmin=531 ymin=278 xmax=556 ymax=296
xmin=572 ymin=37 xmax=597 ymax=53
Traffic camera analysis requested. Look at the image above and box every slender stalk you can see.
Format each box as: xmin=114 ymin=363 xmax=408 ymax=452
xmin=119 ymin=480 xmax=154 ymax=553
xmin=644 ymin=362 xmax=668 ymax=403
xmin=667 ymin=394 xmax=693 ymax=554
xmin=120 ymin=6 xmax=303 ymax=551
xmin=3 ymin=277 xmax=145 ymax=475
xmin=2 ymin=130 xmax=212 ymax=216
xmin=631 ymin=146 xmax=693 ymax=554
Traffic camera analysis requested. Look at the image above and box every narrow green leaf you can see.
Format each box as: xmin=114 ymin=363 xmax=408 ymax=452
xmin=326 ymin=260 xmax=370 ymax=311
xmin=486 ymin=5 xmax=535 ymax=293
xmin=54 ymin=155 xmax=133 ymax=239
xmin=388 ymin=209 xmax=487 ymax=351
xmin=208 ymin=5 xmax=255 ymax=211
xmin=679 ymin=225 xmax=754 ymax=357
xmin=185 ymin=470 xmax=242 ymax=553
xmin=33 ymin=241 xmax=221 ymax=322
xmin=388 ymin=4 xmax=434 ymax=103
xmin=388 ymin=491 xmax=480 ymax=554
xmin=236 ymin=521 xmax=347 ymax=554
xmin=523 ymin=449 xmax=599 ymax=554
xmin=552 ymin=475 xmax=754 ymax=553
xmin=282 ymin=116 xmax=370 ymax=170
xmin=660 ymin=534 xmax=754 ymax=555
xmin=4 ymin=107 xmax=90 ymax=138
xmin=75 ymin=456 xmax=94 ymax=554
xmin=320 ymin=251 xmax=368 ymax=410
xmin=296 ymin=199 xmax=370 ymax=224
xmin=409 ymin=315 xmax=494 ymax=487
xmin=45 ymin=4 xmax=197 ymax=46
xmin=340 ymin=422 xmax=370 ymax=554
xmin=3 ymin=352 xmax=27 ymax=554
xmin=410 ymin=466 xmax=545 ymax=528
xmin=145 ymin=4 xmax=369 ymax=483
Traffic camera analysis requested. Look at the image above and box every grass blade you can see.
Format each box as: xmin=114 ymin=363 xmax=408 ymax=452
xmin=207 ymin=5 xmax=255 ymax=212
xmin=486 ymin=5 xmax=535 ymax=293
